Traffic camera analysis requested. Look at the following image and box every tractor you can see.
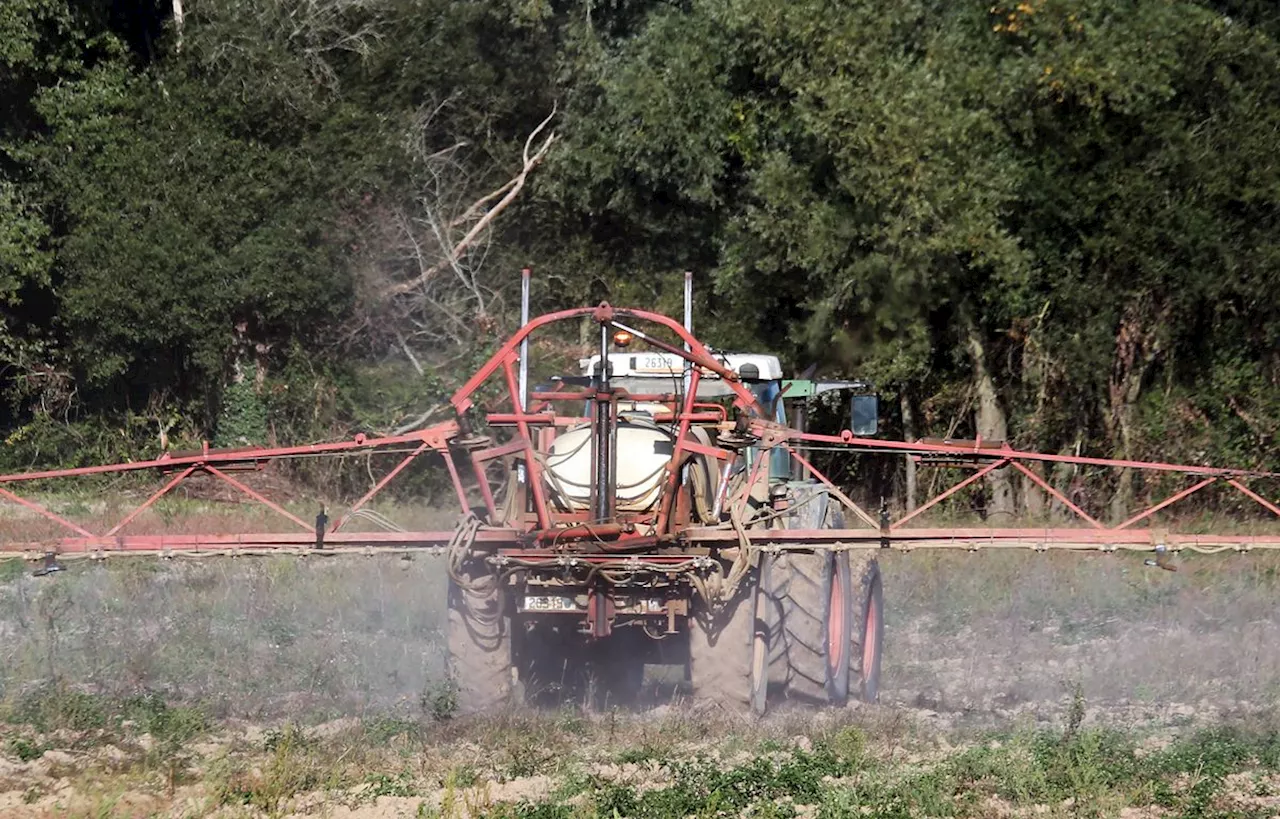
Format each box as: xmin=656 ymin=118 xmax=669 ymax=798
xmin=445 ymin=310 xmax=885 ymax=714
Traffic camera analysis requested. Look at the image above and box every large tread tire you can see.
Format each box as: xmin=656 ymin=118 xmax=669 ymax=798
xmin=770 ymin=486 xmax=857 ymax=705
xmin=849 ymin=555 xmax=884 ymax=703
xmin=771 ymin=550 xmax=849 ymax=704
xmin=688 ymin=568 xmax=767 ymax=714
xmin=447 ymin=570 xmax=513 ymax=715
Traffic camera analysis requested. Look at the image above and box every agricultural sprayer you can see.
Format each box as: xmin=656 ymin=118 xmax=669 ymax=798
xmin=1 ymin=272 xmax=1278 ymax=715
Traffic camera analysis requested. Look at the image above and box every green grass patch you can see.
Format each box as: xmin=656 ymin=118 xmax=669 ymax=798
xmin=477 ymin=724 xmax=1280 ymax=819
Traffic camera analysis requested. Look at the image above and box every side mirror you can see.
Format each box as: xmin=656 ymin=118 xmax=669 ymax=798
xmin=850 ymin=394 xmax=878 ymax=436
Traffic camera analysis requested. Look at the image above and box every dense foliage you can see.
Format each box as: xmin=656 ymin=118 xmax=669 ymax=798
xmin=1 ymin=0 xmax=1277 ymax=511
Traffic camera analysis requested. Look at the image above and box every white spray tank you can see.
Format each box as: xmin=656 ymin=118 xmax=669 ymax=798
xmin=543 ymin=412 xmax=674 ymax=513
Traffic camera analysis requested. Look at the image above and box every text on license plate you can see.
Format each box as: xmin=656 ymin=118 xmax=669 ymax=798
xmin=635 ymin=354 xmax=681 ymax=374
xmin=522 ymin=595 xmax=579 ymax=612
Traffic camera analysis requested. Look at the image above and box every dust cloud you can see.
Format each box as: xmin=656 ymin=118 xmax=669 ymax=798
xmin=2 ymin=549 xmax=1279 ymax=727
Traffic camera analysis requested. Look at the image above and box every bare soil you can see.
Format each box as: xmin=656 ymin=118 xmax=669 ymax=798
xmin=2 ymin=547 xmax=1280 ymax=816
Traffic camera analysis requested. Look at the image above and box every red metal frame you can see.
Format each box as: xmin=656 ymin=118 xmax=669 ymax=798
xmin=0 ymin=304 xmax=1277 ymax=561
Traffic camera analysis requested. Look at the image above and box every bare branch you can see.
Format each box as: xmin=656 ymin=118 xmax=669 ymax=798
xmin=391 ymin=403 xmax=445 ymax=436
xmin=381 ymin=113 xmax=557 ymax=299
xmin=394 ymin=329 xmax=424 ymax=376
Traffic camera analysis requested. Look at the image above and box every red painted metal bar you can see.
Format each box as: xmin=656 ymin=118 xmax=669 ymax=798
xmin=0 ymin=485 xmax=95 ymax=538
xmin=448 ymin=305 xmax=765 ymax=417
xmin=497 ymin=550 xmax=702 ymax=564
xmin=488 ymin=413 xmax=577 ymax=426
xmin=204 ymin=466 xmax=312 ymax=532
xmin=682 ymin=527 xmax=1280 ymax=547
xmin=487 ymin=412 xmax=726 ymax=426
xmin=7 ymin=525 xmax=1280 ymax=558
xmin=471 ymin=438 xmax=533 ymax=463
xmin=890 ymin=458 xmax=1009 ymax=531
xmin=771 ymin=424 xmax=1279 ymax=480
xmin=1010 ymin=460 xmax=1103 ymax=529
xmin=733 ymin=446 xmax=769 ymax=521
xmin=105 ymin=466 xmax=198 ymax=537
xmin=527 ymin=391 xmax=686 ymax=402
xmin=679 ymin=437 xmax=734 ymax=462
xmin=1114 ymin=477 xmax=1218 ymax=530
xmin=501 ymin=357 xmax=551 ymax=529
xmin=0 ymin=422 xmax=459 ymax=485
xmin=0 ymin=527 xmax=522 ymax=555
xmin=331 ymin=442 xmax=430 ymax=533
xmin=1227 ymin=479 xmax=1280 ymax=518
xmin=439 ymin=446 xmax=472 ymax=513
xmin=782 ymin=444 xmax=880 ymax=529
xmin=469 ymin=450 xmax=500 ymax=522
xmin=656 ymin=368 xmax=702 ymax=534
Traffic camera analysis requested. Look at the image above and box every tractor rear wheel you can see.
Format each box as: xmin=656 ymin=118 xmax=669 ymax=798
xmin=850 ymin=556 xmax=884 ymax=703
xmin=687 ymin=568 xmax=768 ymax=714
xmin=446 ymin=569 xmax=513 ymax=715
xmin=770 ymin=486 xmax=882 ymax=706
xmin=770 ymin=549 xmax=851 ymax=704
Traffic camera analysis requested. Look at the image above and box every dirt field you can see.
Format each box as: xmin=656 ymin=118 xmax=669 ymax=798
xmin=2 ymin=548 xmax=1280 ymax=817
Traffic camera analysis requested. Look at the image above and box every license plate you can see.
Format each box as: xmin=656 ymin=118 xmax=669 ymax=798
xmin=635 ymin=354 xmax=681 ymax=374
xmin=522 ymin=595 xmax=579 ymax=612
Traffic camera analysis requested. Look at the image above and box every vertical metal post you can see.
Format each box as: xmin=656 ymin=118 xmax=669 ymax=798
xmin=518 ymin=267 xmax=531 ymax=411
xmin=592 ymin=320 xmax=615 ymax=523
xmin=683 ymin=270 xmax=693 ymax=396
xmin=517 ymin=267 xmax=531 ymax=492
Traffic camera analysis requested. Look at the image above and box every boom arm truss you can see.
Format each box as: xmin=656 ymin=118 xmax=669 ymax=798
xmin=0 ymin=304 xmax=1276 ymax=562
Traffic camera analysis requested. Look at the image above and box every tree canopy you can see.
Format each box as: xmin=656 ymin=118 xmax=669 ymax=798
xmin=0 ymin=0 xmax=1276 ymax=512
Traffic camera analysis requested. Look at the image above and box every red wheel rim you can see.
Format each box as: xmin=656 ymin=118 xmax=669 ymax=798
xmin=862 ymin=585 xmax=879 ymax=674
xmin=827 ymin=568 xmax=846 ymax=676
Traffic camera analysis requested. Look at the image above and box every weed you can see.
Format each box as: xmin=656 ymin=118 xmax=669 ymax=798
xmin=0 ymin=559 xmax=27 ymax=583
xmin=500 ymin=733 xmax=559 ymax=780
xmin=363 ymin=770 xmax=417 ymax=799
xmin=118 ymin=691 xmax=209 ymax=744
xmin=583 ymin=746 xmax=851 ymax=818
xmin=215 ymin=725 xmax=328 ymax=816
xmin=8 ymin=683 xmax=107 ymax=732
xmin=263 ymin=722 xmax=313 ymax=752
xmin=365 ymin=714 xmax=423 ymax=744
xmin=423 ymin=679 xmax=460 ymax=721
xmin=822 ymin=726 xmax=867 ymax=765
xmin=8 ymin=735 xmax=45 ymax=762
xmin=550 ymin=767 xmax=592 ymax=801
xmin=446 ymin=764 xmax=480 ymax=789
xmin=614 ymin=746 xmax=660 ymax=765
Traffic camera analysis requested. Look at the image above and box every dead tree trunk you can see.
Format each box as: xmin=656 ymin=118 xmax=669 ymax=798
xmin=900 ymin=390 xmax=918 ymax=513
xmin=960 ymin=307 xmax=1016 ymax=522
xmin=1105 ymin=301 xmax=1164 ymax=521
xmin=172 ymin=0 xmax=184 ymax=51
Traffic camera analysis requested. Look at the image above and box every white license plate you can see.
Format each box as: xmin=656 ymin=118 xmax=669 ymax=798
xmin=635 ymin=354 xmax=681 ymax=374
xmin=522 ymin=595 xmax=579 ymax=612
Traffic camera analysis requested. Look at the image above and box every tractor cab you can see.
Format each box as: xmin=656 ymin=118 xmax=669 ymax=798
xmin=570 ymin=349 xmax=879 ymax=487
xmin=575 ymin=350 xmax=878 ymax=432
